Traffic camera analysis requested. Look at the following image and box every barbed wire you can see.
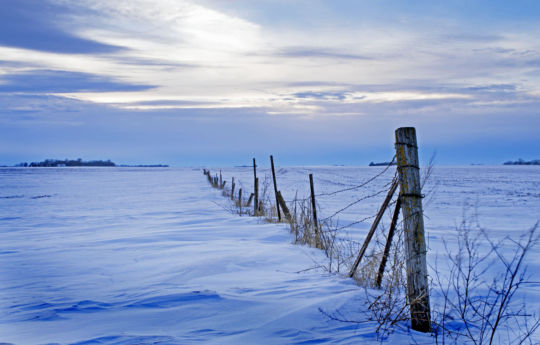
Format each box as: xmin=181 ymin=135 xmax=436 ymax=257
xmin=334 ymin=214 xmax=378 ymax=231
xmin=315 ymin=156 xmax=396 ymax=197
xmin=205 ymin=157 xmax=400 ymax=233
xmin=320 ymin=188 xmax=390 ymax=222
xmin=283 ymin=156 xmax=397 ymax=205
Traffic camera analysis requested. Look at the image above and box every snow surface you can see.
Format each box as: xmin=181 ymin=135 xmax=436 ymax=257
xmin=0 ymin=166 xmax=538 ymax=344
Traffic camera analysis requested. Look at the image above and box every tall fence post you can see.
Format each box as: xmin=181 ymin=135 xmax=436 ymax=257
xmin=231 ymin=177 xmax=235 ymax=200
xmin=270 ymin=155 xmax=282 ymax=221
xmin=253 ymin=158 xmax=258 ymax=214
xmin=238 ymin=188 xmax=242 ymax=214
xmin=309 ymin=174 xmax=320 ymax=247
xmin=395 ymin=127 xmax=431 ymax=333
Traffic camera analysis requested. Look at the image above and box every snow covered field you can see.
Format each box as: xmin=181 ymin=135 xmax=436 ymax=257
xmin=0 ymin=166 xmax=538 ymax=344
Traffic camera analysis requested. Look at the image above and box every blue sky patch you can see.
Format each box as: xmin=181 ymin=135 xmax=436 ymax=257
xmin=0 ymin=70 xmax=155 ymax=93
xmin=0 ymin=0 xmax=123 ymax=54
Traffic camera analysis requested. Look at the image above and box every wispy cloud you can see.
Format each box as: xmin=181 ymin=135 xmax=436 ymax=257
xmin=277 ymin=47 xmax=373 ymax=60
xmin=1 ymin=0 xmax=539 ymax=116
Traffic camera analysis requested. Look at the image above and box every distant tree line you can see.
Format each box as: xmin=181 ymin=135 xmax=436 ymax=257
xmin=16 ymin=158 xmax=116 ymax=167
xmin=369 ymin=161 xmax=396 ymax=167
xmin=503 ymin=158 xmax=540 ymax=165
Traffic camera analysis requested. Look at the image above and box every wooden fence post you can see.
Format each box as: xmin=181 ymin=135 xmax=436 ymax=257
xmin=276 ymin=190 xmax=292 ymax=223
xmin=247 ymin=193 xmax=254 ymax=207
xmin=219 ymin=170 xmax=222 ymax=188
xmin=253 ymin=158 xmax=258 ymax=214
xmin=238 ymin=188 xmax=242 ymax=214
xmin=309 ymin=174 xmax=320 ymax=246
xmin=270 ymin=155 xmax=281 ymax=221
xmin=231 ymin=177 xmax=235 ymax=200
xmin=395 ymin=127 xmax=431 ymax=333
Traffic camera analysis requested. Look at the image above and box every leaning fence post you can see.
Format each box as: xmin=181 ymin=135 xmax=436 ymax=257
xmin=231 ymin=177 xmax=235 ymax=200
xmin=276 ymin=190 xmax=292 ymax=223
xmin=348 ymin=179 xmax=398 ymax=278
xmin=247 ymin=193 xmax=254 ymax=207
xmin=253 ymin=158 xmax=258 ymax=214
xmin=309 ymin=174 xmax=320 ymax=246
xmin=395 ymin=127 xmax=431 ymax=333
xmin=376 ymin=197 xmax=402 ymax=288
xmin=270 ymin=155 xmax=281 ymax=221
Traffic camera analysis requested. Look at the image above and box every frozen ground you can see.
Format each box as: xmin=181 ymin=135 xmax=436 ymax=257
xmin=0 ymin=166 xmax=538 ymax=344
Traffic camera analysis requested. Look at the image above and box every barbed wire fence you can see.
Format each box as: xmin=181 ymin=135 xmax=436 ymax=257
xmin=203 ymin=127 xmax=431 ymax=333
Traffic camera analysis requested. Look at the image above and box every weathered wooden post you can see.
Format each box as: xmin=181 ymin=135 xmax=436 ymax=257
xmin=395 ymin=127 xmax=431 ymax=333
xmin=309 ymin=174 xmax=320 ymax=247
xmin=253 ymin=158 xmax=258 ymax=214
xmin=247 ymin=193 xmax=254 ymax=207
xmin=270 ymin=155 xmax=281 ymax=221
xmin=238 ymin=188 xmax=242 ymax=214
xmin=276 ymin=190 xmax=292 ymax=223
xmin=231 ymin=177 xmax=235 ymax=200
xmin=219 ymin=170 xmax=222 ymax=188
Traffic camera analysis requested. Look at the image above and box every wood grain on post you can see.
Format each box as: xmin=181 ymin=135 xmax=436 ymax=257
xmin=253 ymin=158 xmax=258 ymax=213
xmin=395 ymin=127 xmax=431 ymax=333
xmin=309 ymin=174 xmax=320 ymax=247
xmin=270 ymin=155 xmax=281 ymax=221
xmin=376 ymin=197 xmax=401 ymax=288
xmin=348 ymin=179 xmax=398 ymax=278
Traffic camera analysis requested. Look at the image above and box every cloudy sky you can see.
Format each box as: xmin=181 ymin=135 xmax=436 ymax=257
xmin=1 ymin=0 xmax=539 ymax=166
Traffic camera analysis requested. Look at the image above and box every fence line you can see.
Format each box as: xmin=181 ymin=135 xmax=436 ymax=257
xmin=202 ymin=126 xmax=430 ymax=333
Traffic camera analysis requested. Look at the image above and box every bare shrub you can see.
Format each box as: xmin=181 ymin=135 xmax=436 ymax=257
xmin=432 ymin=222 xmax=539 ymax=345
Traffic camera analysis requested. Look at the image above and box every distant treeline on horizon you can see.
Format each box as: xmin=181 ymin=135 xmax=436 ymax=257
xmin=16 ymin=159 xmax=115 ymax=167
xmin=14 ymin=159 xmax=168 ymax=167
xmin=368 ymin=161 xmax=397 ymax=167
xmin=503 ymin=159 xmax=540 ymax=166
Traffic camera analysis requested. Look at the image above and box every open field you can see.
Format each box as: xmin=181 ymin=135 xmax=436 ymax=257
xmin=0 ymin=166 xmax=538 ymax=344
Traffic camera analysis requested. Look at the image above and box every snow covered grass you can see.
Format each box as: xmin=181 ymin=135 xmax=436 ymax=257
xmin=0 ymin=166 xmax=538 ymax=344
